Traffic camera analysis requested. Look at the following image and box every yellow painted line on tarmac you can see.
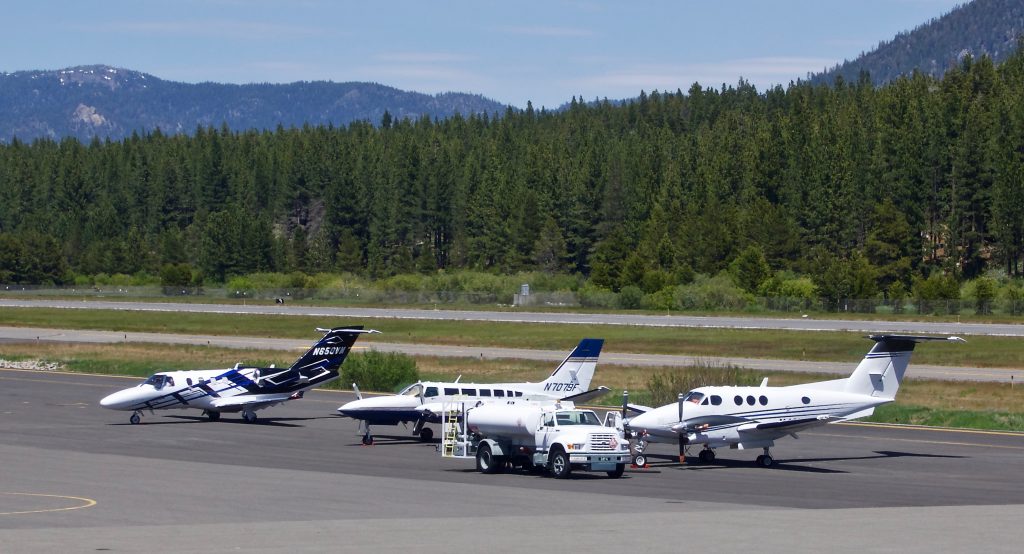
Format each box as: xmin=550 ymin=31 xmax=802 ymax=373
xmin=0 ymin=492 xmax=97 ymax=516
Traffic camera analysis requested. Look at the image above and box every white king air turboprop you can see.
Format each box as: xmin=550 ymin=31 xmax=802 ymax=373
xmin=624 ymin=335 xmax=965 ymax=467
xmin=100 ymin=326 xmax=378 ymax=424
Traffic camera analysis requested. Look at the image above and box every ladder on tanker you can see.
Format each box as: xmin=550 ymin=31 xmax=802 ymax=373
xmin=440 ymin=399 xmax=473 ymax=458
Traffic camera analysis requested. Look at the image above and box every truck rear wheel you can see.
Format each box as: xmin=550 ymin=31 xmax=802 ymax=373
xmin=476 ymin=443 xmax=504 ymax=474
xmin=549 ymin=448 xmax=571 ymax=479
xmin=607 ymin=463 xmax=625 ymax=478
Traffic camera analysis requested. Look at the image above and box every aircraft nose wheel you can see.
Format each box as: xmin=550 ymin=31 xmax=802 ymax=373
xmin=129 ymin=412 xmax=141 ymax=425
xmin=362 ymin=433 xmax=374 ymax=446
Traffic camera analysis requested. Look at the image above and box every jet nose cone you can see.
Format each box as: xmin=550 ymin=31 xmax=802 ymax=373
xmin=100 ymin=389 xmax=133 ymax=410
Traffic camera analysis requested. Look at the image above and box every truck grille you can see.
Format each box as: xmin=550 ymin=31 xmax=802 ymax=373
xmin=589 ymin=433 xmax=618 ymax=451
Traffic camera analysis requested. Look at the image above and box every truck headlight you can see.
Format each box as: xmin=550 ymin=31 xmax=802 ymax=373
xmin=566 ymin=443 xmax=585 ymax=451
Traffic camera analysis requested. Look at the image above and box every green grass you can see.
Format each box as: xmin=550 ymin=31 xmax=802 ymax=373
xmin=866 ymin=404 xmax=1024 ymax=432
xmin=0 ymin=306 xmax=1019 ymax=368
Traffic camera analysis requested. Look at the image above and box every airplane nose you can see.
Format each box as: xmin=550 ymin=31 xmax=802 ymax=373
xmin=100 ymin=389 xmax=133 ymax=410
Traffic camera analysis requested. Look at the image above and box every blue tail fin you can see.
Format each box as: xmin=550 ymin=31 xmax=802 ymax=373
xmin=289 ymin=326 xmax=376 ymax=374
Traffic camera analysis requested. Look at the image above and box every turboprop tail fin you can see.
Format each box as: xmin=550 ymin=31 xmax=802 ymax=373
xmin=844 ymin=335 xmax=965 ymax=399
xmin=539 ymin=338 xmax=604 ymax=396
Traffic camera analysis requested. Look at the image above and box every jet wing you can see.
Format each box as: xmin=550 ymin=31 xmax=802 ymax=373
xmin=211 ymin=394 xmax=296 ymax=411
xmin=561 ymin=386 xmax=611 ymax=404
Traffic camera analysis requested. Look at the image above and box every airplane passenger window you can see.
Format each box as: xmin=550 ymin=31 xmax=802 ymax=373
xmin=746 ymin=395 xmax=755 ymax=406
xmin=700 ymin=397 xmax=709 ymax=405
xmin=494 ymin=390 xmax=505 ymax=397
xmin=734 ymin=395 xmax=743 ymax=405
xmin=424 ymin=387 xmax=439 ymax=398
xmin=514 ymin=391 xmax=523 ymax=397
xmin=461 ymin=388 xmax=477 ymax=396
xmin=444 ymin=387 xmax=458 ymax=395
xmin=479 ymin=389 xmax=491 ymax=397
xmin=710 ymin=395 xmax=722 ymax=406
xmin=802 ymin=396 xmax=811 ymax=405
xmin=759 ymin=395 xmax=767 ymax=406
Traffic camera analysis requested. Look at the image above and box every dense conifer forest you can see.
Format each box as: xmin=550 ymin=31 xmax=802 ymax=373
xmin=2 ymin=50 xmax=1024 ymax=312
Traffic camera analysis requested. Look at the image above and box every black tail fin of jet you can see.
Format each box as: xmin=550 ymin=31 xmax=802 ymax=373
xmin=289 ymin=326 xmax=377 ymax=374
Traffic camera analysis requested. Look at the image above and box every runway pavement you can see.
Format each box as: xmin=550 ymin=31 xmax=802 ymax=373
xmin=1 ymin=368 xmax=1021 ymax=552
xmin=3 ymin=297 xmax=1024 ymax=336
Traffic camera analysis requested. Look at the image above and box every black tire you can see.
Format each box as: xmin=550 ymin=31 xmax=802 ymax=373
xmin=699 ymin=449 xmax=715 ymax=463
xmin=759 ymin=454 xmax=774 ymax=468
xmin=477 ymin=443 xmax=503 ymax=474
xmin=549 ymin=448 xmax=571 ymax=479
xmin=633 ymin=454 xmax=647 ymax=467
xmin=362 ymin=433 xmax=373 ymax=446
xmin=242 ymin=412 xmax=257 ymax=424
xmin=607 ymin=463 xmax=626 ymax=478
xmin=419 ymin=427 xmax=434 ymax=442
xmin=705 ymin=449 xmax=716 ymax=463
xmin=129 ymin=413 xmax=141 ymax=425
xmin=206 ymin=411 xmax=221 ymax=422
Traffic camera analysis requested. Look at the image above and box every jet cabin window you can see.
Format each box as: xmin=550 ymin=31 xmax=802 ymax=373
xmin=494 ymin=390 xmax=505 ymax=397
xmin=683 ymin=391 xmax=705 ymax=404
xmin=444 ymin=387 xmax=458 ymax=395
xmin=479 ymin=389 xmax=491 ymax=397
xmin=461 ymin=388 xmax=477 ymax=396
xmin=710 ymin=395 xmax=723 ymax=406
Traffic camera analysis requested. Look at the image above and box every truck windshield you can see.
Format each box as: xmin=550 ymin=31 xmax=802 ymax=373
xmin=554 ymin=410 xmax=601 ymax=426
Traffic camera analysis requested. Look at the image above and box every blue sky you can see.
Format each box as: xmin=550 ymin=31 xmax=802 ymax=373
xmin=3 ymin=0 xmax=965 ymax=108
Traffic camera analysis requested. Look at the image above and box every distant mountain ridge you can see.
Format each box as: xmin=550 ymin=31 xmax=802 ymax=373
xmin=0 ymin=65 xmax=509 ymax=142
xmin=811 ymin=0 xmax=1024 ymax=86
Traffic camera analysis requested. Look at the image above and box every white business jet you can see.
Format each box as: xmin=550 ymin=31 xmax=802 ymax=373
xmin=337 ymin=338 xmax=608 ymax=444
xmin=100 ymin=326 xmax=378 ymax=424
xmin=625 ymin=334 xmax=964 ymax=467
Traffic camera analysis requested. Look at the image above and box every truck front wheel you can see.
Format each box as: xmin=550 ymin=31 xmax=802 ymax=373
xmin=549 ymin=448 xmax=571 ymax=479
xmin=476 ymin=443 xmax=504 ymax=474
xmin=607 ymin=463 xmax=625 ymax=478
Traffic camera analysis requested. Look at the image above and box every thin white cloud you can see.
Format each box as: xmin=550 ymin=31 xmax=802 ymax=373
xmin=70 ymin=20 xmax=327 ymax=40
xmin=500 ymin=25 xmax=595 ymax=38
xmin=374 ymin=52 xmax=475 ymax=64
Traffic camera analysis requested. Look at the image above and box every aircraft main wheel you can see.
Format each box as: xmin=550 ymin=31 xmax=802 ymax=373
xmin=549 ymin=448 xmax=571 ymax=479
xmin=759 ymin=454 xmax=774 ymax=468
xmin=607 ymin=463 xmax=626 ymax=478
xmin=129 ymin=413 xmax=141 ymax=425
xmin=699 ymin=449 xmax=716 ymax=463
xmin=419 ymin=427 xmax=434 ymax=442
xmin=362 ymin=433 xmax=373 ymax=446
xmin=242 ymin=412 xmax=257 ymax=424
xmin=206 ymin=411 xmax=221 ymax=422
xmin=476 ymin=443 xmax=503 ymax=474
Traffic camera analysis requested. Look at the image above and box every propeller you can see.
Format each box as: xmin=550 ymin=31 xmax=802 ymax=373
xmin=677 ymin=392 xmax=687 ymax=463
xmin=352 ymin=382 xmax=362 ymax=400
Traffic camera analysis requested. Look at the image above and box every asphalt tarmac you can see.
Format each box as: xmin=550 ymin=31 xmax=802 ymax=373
xmin=1 ymin=368 xmax=1022 ymax=552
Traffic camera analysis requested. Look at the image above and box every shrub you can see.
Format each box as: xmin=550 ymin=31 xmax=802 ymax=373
xmin=645 ymin=361 xmax=762 ymax=406
xmin=341 ymin=350 xmax=419 ymax=393
xmin=618 ymin=285 xmax=644 ymax=309
xmin=577 ymin=283 xmax=618 ymax=308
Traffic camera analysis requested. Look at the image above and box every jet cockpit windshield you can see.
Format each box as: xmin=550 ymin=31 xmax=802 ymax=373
xmin=683 ymin=391 xmax=705 ymax=404
xmin=142 ymin=374 xmax=174 ymax=390
xmin=398 ymin=383 xmax=423 ymax=398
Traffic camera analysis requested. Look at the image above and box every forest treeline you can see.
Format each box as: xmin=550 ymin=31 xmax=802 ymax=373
xmin=2 ymin=50 xmax=1024 ymax=311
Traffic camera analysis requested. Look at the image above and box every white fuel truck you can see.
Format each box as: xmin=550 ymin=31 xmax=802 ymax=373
xmin=440 ymin=400 xmax=631 ymax=478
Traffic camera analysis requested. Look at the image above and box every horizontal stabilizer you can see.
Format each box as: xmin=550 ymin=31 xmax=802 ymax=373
xmin=560 ymin=386 xmax=610 ymax=404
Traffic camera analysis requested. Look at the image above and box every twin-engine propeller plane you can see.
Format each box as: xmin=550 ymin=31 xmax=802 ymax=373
xmin=100 ymin=326 xmax=378 ymax=424
xmin=337 ymin=338 xmax=608 ymax=445
xmin=625 ymin=334 xmax=964 ymax=467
